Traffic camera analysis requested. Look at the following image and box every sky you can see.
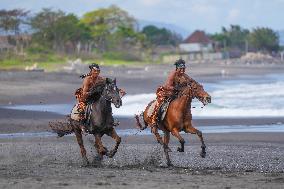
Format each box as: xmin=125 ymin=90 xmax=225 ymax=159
xmin=1 ymin=0 xmax=284 ymax=34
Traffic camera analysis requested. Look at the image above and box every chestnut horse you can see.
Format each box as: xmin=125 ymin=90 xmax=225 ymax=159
xmin=50 ymin=78 xmax=122 ymax=166
xmin=136 ymin=82 xmax=211 ymax=166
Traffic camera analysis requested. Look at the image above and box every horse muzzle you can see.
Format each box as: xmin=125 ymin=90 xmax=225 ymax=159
xmin=114 ymin=99 xmax=122 ymax=108
xmin=202 ymin=96 xmax=211 ymax=105
xmin=206 ymin=96 xmax=211 ymax=104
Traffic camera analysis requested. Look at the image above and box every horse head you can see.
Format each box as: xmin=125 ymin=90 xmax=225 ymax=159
xmin=191 ymin=83 xmax=211 ymax=106
xmin=103 ymin=78 xmax=122 ymax=108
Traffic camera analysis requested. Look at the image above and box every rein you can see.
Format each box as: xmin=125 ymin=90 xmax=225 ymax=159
xmin=178 ymin=85 xmax=193 ymax=98
xmin=178 ymin=84 xmax=206 ymax=109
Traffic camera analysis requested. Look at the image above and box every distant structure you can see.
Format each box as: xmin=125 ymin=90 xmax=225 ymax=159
xmin=179 ymin=30 xmax=213 ymax=53
xmin=0 ymin=36 xmax=14 ymax=52
xmin=163 ymin=30 xmax=224 ymax=63
xmin=0 ymin=35 xmax=31 ymax=55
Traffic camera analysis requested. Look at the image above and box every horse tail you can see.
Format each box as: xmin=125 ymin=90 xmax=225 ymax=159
xmin=135 ymin=112 xmax=148 ymax=130
xmin=49 ymin=116 xmax=74 ymax=137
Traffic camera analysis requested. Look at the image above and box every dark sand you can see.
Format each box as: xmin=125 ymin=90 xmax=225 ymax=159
xmin=0 ymin=63 xmax=284 ymax=188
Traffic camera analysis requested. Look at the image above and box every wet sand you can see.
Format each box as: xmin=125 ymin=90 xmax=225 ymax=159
xmin=0 ymin=134 xmax=284 ymax=188
xmin=1 ymin=63 xmax=284 ymax=188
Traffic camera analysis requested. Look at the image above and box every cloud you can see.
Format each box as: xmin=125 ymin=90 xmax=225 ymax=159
xmin=138 ymin=0 xmax=162 ymax=7
xmin=191 ymin=3 xmax=217 ymax=14
xmin=227 ymin=9 xmax=240 ymax=22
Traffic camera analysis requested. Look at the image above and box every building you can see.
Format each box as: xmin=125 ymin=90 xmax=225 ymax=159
xmin=179 ymin=30 xmax=213 ymax=53
xmin=0 ymin=36 xmax=14 ymax=52
xmin=0 ymin=35 xmax=31 ymax=54
xmin=173 ymin=30 xmax=224 ymax=62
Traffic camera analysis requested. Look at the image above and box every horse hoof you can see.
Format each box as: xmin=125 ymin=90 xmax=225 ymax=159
xmin=167 ymin=162 xmax=173 ymax=167
xmin=81 ymin=158 xmax=89 ymax=167
xmin=177 ymin=147 xmax=184 ymax=152
xmin=200 ymin=151 xmax=206 ymax=158
xmin=99 ymin=147 xmax=108 ymax=155
xmin=93 ymin=155 xmax=103 ymax=162
xmin=107 ymin=150 xmax=116 ymax=158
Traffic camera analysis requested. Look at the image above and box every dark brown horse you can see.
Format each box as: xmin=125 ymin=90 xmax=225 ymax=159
xmin=136 ymin=82 xmax=211 ymax=166
xmin=50 ymin=78 xmax=122 ymax=166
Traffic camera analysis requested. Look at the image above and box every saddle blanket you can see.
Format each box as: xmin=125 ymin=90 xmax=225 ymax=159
xmin=146 ymin=99 xmax=171 ymax=122
xmin=146 ymin=100 xmax=157 ymax=118
xmin=70 ymin=104 xmax=80 ymax=121
xmin=70 ymin=103 xmax=92 ymax=124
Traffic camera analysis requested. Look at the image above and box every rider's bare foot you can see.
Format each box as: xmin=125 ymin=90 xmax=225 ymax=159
xmin=113 ymin=119 xmax=120 ymax=126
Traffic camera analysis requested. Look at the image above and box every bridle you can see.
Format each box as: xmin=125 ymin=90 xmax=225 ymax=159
xmin=103 ymin=82 xmax=120 ymax=104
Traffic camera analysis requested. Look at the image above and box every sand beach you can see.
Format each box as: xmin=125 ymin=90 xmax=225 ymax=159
xmin=0 ymin=62 xmax=284 ymax=188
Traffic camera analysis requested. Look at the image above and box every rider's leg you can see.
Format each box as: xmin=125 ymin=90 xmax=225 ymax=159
xmin=149 ymin=90 xmax=165 ymax=126
xmin=77 ymin=101 xmax=87 ymax=133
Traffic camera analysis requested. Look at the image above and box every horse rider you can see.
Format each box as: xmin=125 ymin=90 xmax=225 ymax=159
xmin=149 ymin=58 xmax=201 ymax=127
xmin=75 ymin=63 xmax=126 ymax=132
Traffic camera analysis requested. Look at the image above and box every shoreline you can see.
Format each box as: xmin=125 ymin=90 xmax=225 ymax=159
xmin=1 ymin=107 xmax=284 ymax=133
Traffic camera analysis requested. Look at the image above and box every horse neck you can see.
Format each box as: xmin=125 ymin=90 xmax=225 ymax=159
xmin=175 ymin=88 xmax=192 ymax=111
xmin=93 ymin=92 xmax=111 ymax=112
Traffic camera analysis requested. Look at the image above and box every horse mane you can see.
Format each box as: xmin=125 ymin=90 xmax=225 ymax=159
xmin=176 ymin=80 xmax=204 ymax=99
xmin=86 ymin=78 xmax=114 ymax=103
xmin=86 ymin=82 xmax=106 ymax=103
xmin=177 ymin=85 xmax=193 ymax=98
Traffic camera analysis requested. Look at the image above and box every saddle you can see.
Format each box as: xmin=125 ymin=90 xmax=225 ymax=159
xmin=146 ymin=97 xmax=173 ymax=123
xmin=70 ymin=104 xmax=92 ymax=124
xmin=157 ymin=97 xmax=173 ymax=122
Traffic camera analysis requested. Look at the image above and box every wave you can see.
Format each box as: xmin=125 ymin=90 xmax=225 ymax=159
xmin=4 ymin=74 xmax=284 ymax=118
xmin=113 ymin=80 xmax=284 ymax=117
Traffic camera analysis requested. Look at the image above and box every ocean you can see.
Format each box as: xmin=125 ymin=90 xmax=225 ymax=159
xmin=3 ymin=74 xmax=284 ymax=118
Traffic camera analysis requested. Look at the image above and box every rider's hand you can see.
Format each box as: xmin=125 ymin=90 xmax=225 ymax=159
xmin=119 ymin=89 xmax=126 ymax=97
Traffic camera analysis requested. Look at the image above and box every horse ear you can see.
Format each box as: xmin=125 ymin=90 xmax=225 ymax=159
xmin=114 ymin=78 xmax=116 ymax=85
xmin=106 ymin=78 xmax=110 ymax=84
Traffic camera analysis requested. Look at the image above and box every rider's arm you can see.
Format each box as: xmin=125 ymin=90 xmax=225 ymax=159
xmin=118 ymin=88 xmax=126 ymax=97
xmin=183 ymin=73 xmax=203 ymax=88
xmin=82 ymin=77 xmax=91 ymax=101
xmin=164 ymin=70 xmax=176 ymax=90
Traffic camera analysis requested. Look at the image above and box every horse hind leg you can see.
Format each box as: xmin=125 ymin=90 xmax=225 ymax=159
xmin=163 ymin=131 xmax=173 ymax=167
xmin=171 ymin=128 xmax=185 ymax=152
xmin=106 ymin=128 xmax=121 ymax=158
xmin=151 ymin=126 xmax=164 ymax=145
xmin=74 ymin=129 xmax=89 ymax=166
xmin=184 ymin=125 xmax=206 ymax=158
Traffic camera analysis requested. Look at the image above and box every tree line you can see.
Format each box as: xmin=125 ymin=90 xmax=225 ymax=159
xmin=0 ymin=6 xmax=182 ymax=60
xmin=0 ymin=5 xmax=281 ymax=61
xmin=210 ymin=25 xmax=280 ymax=53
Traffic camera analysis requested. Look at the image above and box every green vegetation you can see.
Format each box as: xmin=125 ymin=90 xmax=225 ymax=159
xmin=142 ymin=25 xmax=182 ymax=46
xmin=210 ymin=25 xmax=279 ymax=53
xmin=0 ymin=7 xmax=282 ymax=71
xmin=0 ymin=53 xmax=66 ymax=71
xmin=249 ymin=27 xmax=279 ymax=52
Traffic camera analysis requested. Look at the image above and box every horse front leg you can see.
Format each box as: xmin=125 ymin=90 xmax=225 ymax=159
xmin=74 ymin=128 xmax=89 ymax=166
xmin=184 ymin=124 xmax=206 ymax=158
xmin=94 ymin=134 xmax=108 ymax=160
xmin=106 ymin=128 xmax=121 ymax=158
xmin=171 ymin=128 xmax=185 ymax=152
